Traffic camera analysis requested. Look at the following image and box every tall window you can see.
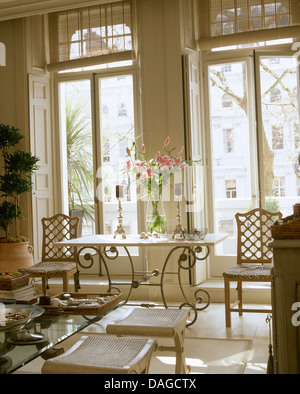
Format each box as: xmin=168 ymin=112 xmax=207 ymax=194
xmin=271 ymin=88 xmax=282 ymax=103
xmin=225 ymin=180 xmax=237 ymax=198
xmin=207 ymin=54 xmax=300 ymax=274
xmin=272 ymin=125 xmax=284 ymax=149
xmin=273 ymin=176 xmax=286 ymax=196
xmin=221 ymin=65 xmax=232 ymax=73
xmin=208 ymin=60 xmax=252 ymax=263
xmin=59 ymin=80 xmax=95 ymax=236
xmin=58 ymin=74 xmax=137 ymax=238
xmin=53 ymin=1 xmax=138 ymax=245
xmin=222 ymin=94 xmax=233 ymax=108
xmin=98 ymin=74 xmax=138 ymax=236
xmin=196 ymin=0 xmax=300 ymax=278
xmin=103 ymin=138 xmax=111 ymax=163
xmin=118 ymin=102 xmax=127 ymax=117
xmin=223 ymin=128 xmax=234 ymax=153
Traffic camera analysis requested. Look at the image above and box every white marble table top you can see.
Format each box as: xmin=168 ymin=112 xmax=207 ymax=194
xmin=54 ymin=233 xmax=229 ymax=248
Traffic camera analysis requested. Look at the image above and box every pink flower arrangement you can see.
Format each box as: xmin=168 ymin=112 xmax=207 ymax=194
xmin=125 ymin=137 xmax=188 ymax=197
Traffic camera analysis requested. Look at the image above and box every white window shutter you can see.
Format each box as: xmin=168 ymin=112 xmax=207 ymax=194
xmin=183 ymin=53 xmax=207 ymax=284
xmin=28 ymin=74 xmax=54 ymax=262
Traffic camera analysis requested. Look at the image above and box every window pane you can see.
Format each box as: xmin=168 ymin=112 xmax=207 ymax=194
xmin=259 ymin=56 xmax=300 ymax=216
xmin=208 ymin=61 xmax=253 ymax=255
xmin=98 ymin=75 xmax=138 ymax=238
xmin=59 ymin=80 xmax=95 ymax=236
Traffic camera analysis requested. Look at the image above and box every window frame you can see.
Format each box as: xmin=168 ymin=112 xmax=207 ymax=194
xmin=93 ymin=68 xmax=142 ymax=236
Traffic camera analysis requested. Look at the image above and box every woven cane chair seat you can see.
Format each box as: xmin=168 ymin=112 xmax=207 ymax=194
xmin=21 ymin=261 xmax=77 ymax=275
xmin=223 ymin=264 xmax=271 ymax=280
xmin=42 ymin=336 xmax=157 ymax=374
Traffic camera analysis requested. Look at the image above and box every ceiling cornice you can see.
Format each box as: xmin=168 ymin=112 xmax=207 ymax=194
xmin=0 ymin=0 xmax=120 ymax=21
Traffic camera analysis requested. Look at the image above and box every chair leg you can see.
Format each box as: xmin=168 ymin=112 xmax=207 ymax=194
xmin=63 ymin=275 xmax=69 ymax=293
xmin=42 ymin=278 xmax=48 ymax=295
xmin=74 ymin=271 xmax=80 ymax=292
xmin=237 ymin=280 xmax=243 ymax=316
xmin=173 ymin=329 xmax=188 ymax=374
xmin=224 ymin=277 xmax=231 ymax=328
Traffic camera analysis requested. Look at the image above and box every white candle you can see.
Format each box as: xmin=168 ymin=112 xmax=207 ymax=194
xmin=116 ymin=185 xmax=124 ymax=198
xmin=174 ymin=182 xmax=183 ymax=196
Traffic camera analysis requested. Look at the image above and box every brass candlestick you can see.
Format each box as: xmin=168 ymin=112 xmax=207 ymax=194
xmin=114 ymin=198 xmax=126 ymax=239
xmin=172 ymin=199 xmax=186 ymax=239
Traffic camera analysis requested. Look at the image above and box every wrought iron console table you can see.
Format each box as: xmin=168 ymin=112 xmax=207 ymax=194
xmin=55 ymin=233 xmax=228 ymax=326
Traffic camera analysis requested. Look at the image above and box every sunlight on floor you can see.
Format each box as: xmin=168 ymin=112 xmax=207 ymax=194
xmin=218 ymin=352 xmax=246 ymax=366
xmin=244 ymin=363 xmax=267 ymax=373
xmin=156 ymin=356 xmax=208 ymax=368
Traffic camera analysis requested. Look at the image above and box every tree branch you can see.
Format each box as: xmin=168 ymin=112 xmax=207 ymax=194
xmin=209 ymin=68 xmax=247 ymax=112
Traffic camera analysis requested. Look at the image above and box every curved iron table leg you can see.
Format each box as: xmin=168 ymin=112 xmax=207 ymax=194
xmin=76 ymin=245 xmax=136 ymax=305
xmin=76 ymin=243 xmax=210 ymax=326
xmin=160 ymin=245 xmax=211 ymax=326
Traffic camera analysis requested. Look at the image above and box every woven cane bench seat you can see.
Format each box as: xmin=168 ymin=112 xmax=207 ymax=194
xmin=223 ymin=264 xmax=271 ymax=280
xmin=106 ymin=308 xmax=189 ymax=374
xmin=20 ymin=261 xmax=77 ymax=275
xmin=107 ymin=308 xmax=188 ymax=336
xmin=42 ymin=336 xmax=157 ymax=374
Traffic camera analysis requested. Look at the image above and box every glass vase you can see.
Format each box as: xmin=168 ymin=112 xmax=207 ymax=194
xmin=146 ymin=195 xmax=167 ymax=236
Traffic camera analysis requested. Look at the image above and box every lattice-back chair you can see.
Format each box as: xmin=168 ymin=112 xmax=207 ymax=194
xmin=223 ymin=208 xmax=282 ymax=327
xmin=20 ymin=213 xmax=81 ymax=295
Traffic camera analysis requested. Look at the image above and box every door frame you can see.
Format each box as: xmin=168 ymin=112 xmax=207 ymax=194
xmin=203 ymin=54 xmax=259 ymax=276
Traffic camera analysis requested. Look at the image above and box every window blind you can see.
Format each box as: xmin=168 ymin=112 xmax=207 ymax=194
xmin=48 ymin=0 xmax=134 ymax=71
xmin=198 ymin=0 xmax=300 ymax=50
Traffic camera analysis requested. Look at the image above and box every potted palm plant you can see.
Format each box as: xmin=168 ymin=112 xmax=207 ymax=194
xmin=0 ymin=124 xmax=39 ymax=272
xmin=66 ymin=100 xmax=94 ymax=235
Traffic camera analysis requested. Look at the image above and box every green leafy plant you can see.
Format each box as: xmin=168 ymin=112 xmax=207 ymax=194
xmin=265 ymin=197 xmax=280 ymax=213
xmin=248 ymin=197 xmax=280 ymax=216
xmin=0 ymin=124 xmax=39 ymax=241
xmin=65 ymin=100 xmax=94 ymax=222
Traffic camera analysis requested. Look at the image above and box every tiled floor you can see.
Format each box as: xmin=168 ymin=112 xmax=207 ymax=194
xmin=186 ymin=303 xmax=270 ymax=374
xmin=14 ymin=302 xmax=270 ymax=374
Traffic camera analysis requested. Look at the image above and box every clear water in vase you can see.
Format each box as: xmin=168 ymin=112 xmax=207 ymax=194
xmin=146 ymin=196 xmax=167 ymax=235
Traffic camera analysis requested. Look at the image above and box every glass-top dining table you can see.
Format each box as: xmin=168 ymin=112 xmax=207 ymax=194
xmin=55 ymin=233 xmax=228 ymax=326
xmin=1 ymin=233 xmax=228 ymax=374
xmin=0 ymin=302 xmax=120 ymax=374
